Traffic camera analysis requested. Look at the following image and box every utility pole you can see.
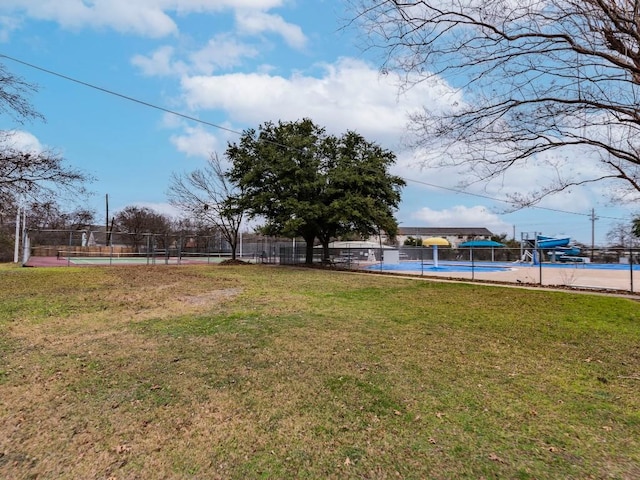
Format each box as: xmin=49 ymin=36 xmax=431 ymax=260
xmin=590 ymin=208 xmax=598 ymax=261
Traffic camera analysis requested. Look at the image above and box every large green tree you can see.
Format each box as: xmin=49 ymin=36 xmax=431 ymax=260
xmin=227 ymin=119 xmax=405 ymax=263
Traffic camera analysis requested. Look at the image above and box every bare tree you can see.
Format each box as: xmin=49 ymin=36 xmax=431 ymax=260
xmin=0 ymin=132 xmax=89 ymax=205
xmin=351 ymin=0 xmax=640 ymax=205
xmin=606 ymin=221 xmax=640 ymax=247
xmin=0 ymin=62 xmax=90 ymax=205
xmin=0 ymin=62 xmax=44 ymax=123
xmin=115 ymin=206 xmax=172 ymax=251
xmin=167 ymin=153 xmax=244 ymax=260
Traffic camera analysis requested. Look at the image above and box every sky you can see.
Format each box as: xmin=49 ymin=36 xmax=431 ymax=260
xmin=0 ymin=0 xmax=636 ymax=246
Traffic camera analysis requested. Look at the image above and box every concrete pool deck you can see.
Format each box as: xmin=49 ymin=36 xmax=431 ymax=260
xmin=383 ymin=263 xmax=638 ymax=294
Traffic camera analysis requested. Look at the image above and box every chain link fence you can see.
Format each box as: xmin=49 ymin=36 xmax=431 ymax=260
xmin=280 ymin=244 xmax=639 ymax=294
xmin=21 ymin=230 xmax=639 ymax=294
xmin=23 ymin=229 xmax=298 ymax=266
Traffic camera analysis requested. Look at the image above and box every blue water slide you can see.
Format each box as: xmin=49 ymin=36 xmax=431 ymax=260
xmin=536 ymin=236 xmax=582 ymax=261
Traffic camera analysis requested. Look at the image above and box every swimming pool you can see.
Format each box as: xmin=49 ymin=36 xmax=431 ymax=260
xmin=366 ymin=261 xmax=513 ymax=273
xmin=366 ymin=260 xmax=640 ymax=273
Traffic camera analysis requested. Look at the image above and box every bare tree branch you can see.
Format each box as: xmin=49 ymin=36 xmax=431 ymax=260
xmin=0 ymin=131 xmax=90 ymax=205
xmin=0 ymin=62 xmax=44 ymax=124
xmin=167 ymin=153 xmax=245 ymax=259
xmin=350 ymin=0 xmax=640 ymax=204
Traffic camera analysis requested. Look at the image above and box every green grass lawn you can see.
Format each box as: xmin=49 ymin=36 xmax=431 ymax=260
xmin=0 ymin=264 xmax=638 ymax=479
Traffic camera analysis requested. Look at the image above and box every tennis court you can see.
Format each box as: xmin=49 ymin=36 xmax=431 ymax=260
xmin=25 ymin=253 xmax=240 ymax=267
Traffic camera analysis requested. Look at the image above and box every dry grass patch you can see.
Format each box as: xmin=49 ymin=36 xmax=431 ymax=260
xmin=0 ymin=264 xmax=639 ymax=479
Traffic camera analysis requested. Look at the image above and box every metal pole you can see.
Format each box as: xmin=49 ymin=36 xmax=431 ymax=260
xmin=379 ymin=228 xmax=383 ymax=271
xmin=538 ymin=247 xmax=542 ymax=285
xmin=471 ymin=247 xmax=475 ymax=281
xmin=67 ymin=231 xmax=72 ymax=267
xmin=21 ymin=212 xmax=28 ymax=264
xmin=630 ymin=246 xmax=634 ymax=294
xmin=146 ymin=235 xmax=151 ymax=265
xmin=590 ymin=208 xmax=598 ymax=262
xmin=13 ymin=205 xmax=20 ymax=263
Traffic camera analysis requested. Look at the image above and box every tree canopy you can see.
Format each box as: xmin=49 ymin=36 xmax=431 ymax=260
xmin=115 ymin=206 xmax=172 ymax=250
xmin=350 ymin=0 xmax=640 ymax=205
xmin=226 ymin=119 xmax=405 ymax=263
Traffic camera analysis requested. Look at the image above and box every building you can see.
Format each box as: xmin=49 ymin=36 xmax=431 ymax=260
xmin=387 ymin=227 xmax=495 ymax=248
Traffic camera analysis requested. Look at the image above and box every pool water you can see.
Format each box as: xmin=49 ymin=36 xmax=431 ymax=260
xmin=367 ymin=261 xmax=513 ymax=273
xmin=367 ymin=260 xmax=640 ymax=273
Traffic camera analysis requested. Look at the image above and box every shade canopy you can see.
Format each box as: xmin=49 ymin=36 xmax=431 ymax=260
xmin=422 ymin=237 xmax=450 ymax=247
xmin=458 ymin=240 xmax=505 ymax=248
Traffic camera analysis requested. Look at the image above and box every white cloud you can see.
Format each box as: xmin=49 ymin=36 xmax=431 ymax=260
xmin=6 ymin=0 xmax=178 ymax=38
xmin=132 ymin=35 xmax=260 ymax=77
xmin=0 ymin=0 xmax=290 ymax=37
xmin=235 ymin=11 xmax=307 ymax=49
xmin=411 ymin=205 xmax=511 ymax=235
xmin=132 ymin=46 xmax=187 ymax=76
xmin=188 ymin=35 xmax=259 ymax=74
xmin=180 ymin=57 xmax=461 ymax=146
xmin=170 ymin=126 xmax=221 ymax=157
xmin=395 ymin=139 xmax=618 ymax=216
xmin=0 ymin=15 xmax=20 ymax=42
xmin=2 ymin=130 xmax=44 ymax=153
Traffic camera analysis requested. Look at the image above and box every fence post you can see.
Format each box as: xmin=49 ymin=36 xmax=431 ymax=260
xmin=67 ymin=231 xmax=72 ymax=267
xmin=471 ymin=247 xmax=475 ymax=281
xmin=146 ymin=235 xmax=151 ymax=265
xmin=538 ymin=248 xmax=542 ymax=285
xmin=630 ymin=247 xmax=634 ymax=294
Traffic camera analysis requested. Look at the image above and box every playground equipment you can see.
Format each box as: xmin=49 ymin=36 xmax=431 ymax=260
xmin=520 ymin=233 xmax=585 ymax=264
xmin=422 ymin=237 xmax=450 ymax=268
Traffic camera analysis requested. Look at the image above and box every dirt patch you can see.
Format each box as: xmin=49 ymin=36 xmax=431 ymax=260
xmin=180 ymin=288 xmax=242 ymax=305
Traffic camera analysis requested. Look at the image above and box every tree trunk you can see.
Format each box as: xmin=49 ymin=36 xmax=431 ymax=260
xmin=322 ymin=241 xmax=330 ymax=263
xmin=304 ymin=234 xmax=315 ymax=264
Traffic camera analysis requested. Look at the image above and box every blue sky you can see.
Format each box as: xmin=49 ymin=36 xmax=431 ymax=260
xmin=0 ymin=0 xmax=635 ymax=245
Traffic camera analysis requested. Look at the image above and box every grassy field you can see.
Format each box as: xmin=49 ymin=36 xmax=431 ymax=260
xmin=0 ymin=264 xmax=638 ymax=479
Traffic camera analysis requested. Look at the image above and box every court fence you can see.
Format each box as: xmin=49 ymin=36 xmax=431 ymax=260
xmin=23 ymin=229 xmax=297 ymax=266
xmin=21 ymin=229 xmax=639 ymax=294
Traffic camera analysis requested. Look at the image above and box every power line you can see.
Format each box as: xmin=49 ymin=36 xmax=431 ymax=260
xmin=0 ymin=52 xmax=244 ymax=137
xmin=0 ymin=53 xmax=630 ymax=223
xmin=405 ymin=178 xmax=626 ymax=221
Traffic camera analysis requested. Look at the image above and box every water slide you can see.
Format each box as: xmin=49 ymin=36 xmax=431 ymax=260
xmin=536 ymin=235 xmax=582 ymax=261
